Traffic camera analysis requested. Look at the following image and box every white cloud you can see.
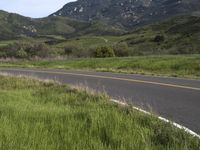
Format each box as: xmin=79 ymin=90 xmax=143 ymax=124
xmin=0 ymin=0 xmax=76 ymax=18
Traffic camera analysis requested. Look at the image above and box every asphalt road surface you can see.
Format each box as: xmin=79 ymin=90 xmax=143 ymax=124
xmin=0 ymin=67 xmax=200 ymax=134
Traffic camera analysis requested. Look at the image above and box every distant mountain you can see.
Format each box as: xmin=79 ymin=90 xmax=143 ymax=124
xmin=51 ymin=0 xmax=200 ymax=28
xmin=0 ymin=10 xmax=125 ymax=40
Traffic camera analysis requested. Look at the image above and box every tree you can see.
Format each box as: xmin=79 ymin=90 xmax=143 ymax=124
xmin=153 ymin=35 xmax=165 ymax=43
xmin=113 ymin=42 xmax=130 ymax=57
xmin=30 ymin=43 xmax=50 ymax=58
xmin=16 ymin=48 xmax=28 ymax=58
xmin=94 ymin=46 xmax=115 ymax=58
xmin=64 ymin=45 xmax=73 ymax=56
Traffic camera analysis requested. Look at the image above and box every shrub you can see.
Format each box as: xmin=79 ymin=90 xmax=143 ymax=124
xmin=64 ymin=45 xmax=73 ymax=56
xmin=153 ymin=35 xmax=165 ymax=43
xmin=29 ymin=43 xmax=50 ymax=58
xmin=64 ymin=44 xmax=87 ymax=57
xmin=2 ymin=42 xmax=31 ymax=58
xmin=169 ymin=43 xmax=197 ymax=55
xmin=16 ymin=48 xmax=28 ymax=58
xmin=72 ymin=48 xmax=85 ymax=58
xmin=0 ymin=42 xmax=53 ymax=58
xmin=0 ymin=50 xmax=7 ymax=58
xmin=113 ymin=42 xmax=130 ymax=57
xmin=93 ymin=46 xmax=115 ymax=58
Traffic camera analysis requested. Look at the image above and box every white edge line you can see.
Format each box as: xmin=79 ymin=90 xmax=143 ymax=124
xmin=110 ymin=99 xmax=200 ymax=140
xmin=1 ymin=69 xmax=200 ymax=139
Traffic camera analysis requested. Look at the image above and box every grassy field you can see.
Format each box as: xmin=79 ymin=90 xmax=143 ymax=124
xmin=0 ymin=75 xmax=199 ymax=149
xmin=0 ymin=55 xmax=200 ymax=78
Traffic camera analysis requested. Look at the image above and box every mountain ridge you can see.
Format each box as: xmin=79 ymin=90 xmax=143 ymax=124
xmin=0 ymin=10 xmax=125 ymax=40
xmin=51 ymin=0 xmax=200 ymax=28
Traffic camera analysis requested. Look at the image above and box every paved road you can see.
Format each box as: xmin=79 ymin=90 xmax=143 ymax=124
xmin=0 ymin=68 xmax=200 ymax=134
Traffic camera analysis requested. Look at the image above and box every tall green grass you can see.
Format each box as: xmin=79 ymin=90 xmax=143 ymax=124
xmin=0 ymin=75 xmax=199 ymax=149
xmin=0 ymin=55 xmax=200 ymax=78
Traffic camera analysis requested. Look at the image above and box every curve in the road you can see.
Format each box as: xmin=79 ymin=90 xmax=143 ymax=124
xmin=1 ymin=68 xmax=199 ymax=91
xmin=0 ymin=67 xmax=200 ymax=137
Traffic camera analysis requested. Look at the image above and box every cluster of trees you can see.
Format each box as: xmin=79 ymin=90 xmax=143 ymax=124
xmin=64 ymin=42 xmax=131 ymax=58
xmin=1 ymin=33 xmax=198 ymax=59
xmin=0 ymin=43 xmax=53 ymax=58
xmin=0 ymin=42 xmax=134 ymax=59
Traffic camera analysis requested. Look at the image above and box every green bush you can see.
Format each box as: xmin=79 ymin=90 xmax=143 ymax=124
xmin=169 ymin=43 xmax=198 ymax=55
xmin=0 ymin=50 xmax=7 ymax=58
xmin=64 ymin=44 xmax=89 ymax=57
xmin=0 ymin=42 xmax=52 ymax=58
xmin=16 ymin=48 xmax=28 ymax=58
xmin=29 ymin=43 xmax=51 ymax=58
xmin=72 ymin=48 xmax=85 ymax=58
xmin=2 ymin=42 xmax=31 ymax=58
xmin=153 ymin=35 xmax=165 ymax=43
xmin=94 ymin=46 xmax=115 ymax=58
xmin=64 ymin=45 xmax=73 ymax=56
xmin=113 ymin=42 xmax=130 ymax=57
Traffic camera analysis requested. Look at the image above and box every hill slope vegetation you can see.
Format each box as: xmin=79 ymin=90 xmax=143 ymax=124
xmin=0 ymin=10 xmax=124 ymax=40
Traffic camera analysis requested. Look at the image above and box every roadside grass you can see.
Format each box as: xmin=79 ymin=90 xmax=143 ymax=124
xmin=0 ymin=54 xmax=200 ymax=78
xmin=0 ymin=75 xmax=199 ymax=149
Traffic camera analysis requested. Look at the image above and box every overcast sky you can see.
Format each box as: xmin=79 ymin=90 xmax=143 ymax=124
xmin=0 ymin=0 xmax=76 ymax=18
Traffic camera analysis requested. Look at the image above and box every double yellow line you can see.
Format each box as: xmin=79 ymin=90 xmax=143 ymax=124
xmin=1 ymin=68 xmax=200 ymax=91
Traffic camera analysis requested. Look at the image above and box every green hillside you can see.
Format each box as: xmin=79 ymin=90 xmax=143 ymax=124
xmin=0 ymin=10 xmax=200 ymax=58
xmin=47 ymin=12 xmax=200 ymax=57
xmin=0 ymin=10 xmax=125 ymax=40
xmin=123 ymin=12 xmax=200 ymax=55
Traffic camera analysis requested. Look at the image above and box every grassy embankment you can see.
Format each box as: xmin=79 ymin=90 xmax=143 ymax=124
xmin=0 ymin=75 xmax=199 ymax=149
xmin=0 ymin=55 xmax=200 ymax=78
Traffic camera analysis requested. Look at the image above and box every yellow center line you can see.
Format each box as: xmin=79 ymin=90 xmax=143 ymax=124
xmin=1 ymin=68 xmax=200 ymax=91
